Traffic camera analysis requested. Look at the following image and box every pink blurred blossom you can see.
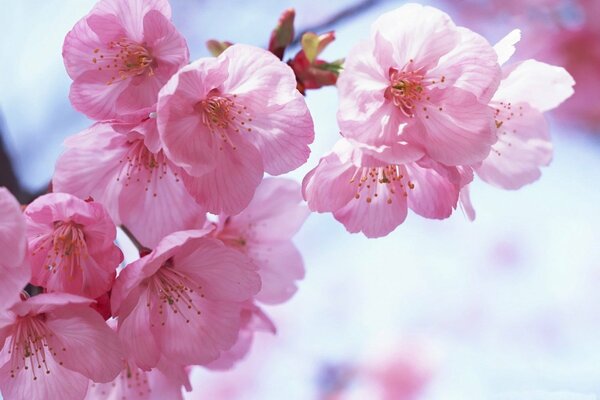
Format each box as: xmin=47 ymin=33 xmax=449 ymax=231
xmin=0 ymin=293 xmax=122 ymax=400
xmin=157 ymin=44 xmax=314 ymax=214
xmin=452 ymin=0 xmax=597 ymax=130
xmin=111 ymin=230 xmax=261 ymax=370
xmin=63 ymin=0 xmax=189 ymax=120
xmin=337 ymin=3 xmax=501 ymax=165
xmin=24 ymin=193 xmax=123 ymax=299
xmin=53 ymin=120 xmax=206 ymax=248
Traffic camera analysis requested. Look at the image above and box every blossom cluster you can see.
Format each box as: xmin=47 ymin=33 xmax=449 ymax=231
xmin=303 ymin=4 xmax=574 ymax=237
xmin=1 ymin=0 xmax=311 ymax=398
xmin=0 ymin=1 xmax=574 ymax=399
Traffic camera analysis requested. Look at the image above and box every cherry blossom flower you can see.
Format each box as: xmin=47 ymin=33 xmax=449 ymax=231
xmin=53 ymin=120 xmax=206 ymax=249
xmin=111 ymin=230 xmax=261 ymax=370
xmin=475 ymin=30 xmax=575 ymax=189
xmin=0 ymin=293 xmax=122 ymax=400
xmin=337 ymin=3 xmax=501 ymax=165
xmin=303 ymin=139 xmax=472 ymax=238
xmin=157 ymin=44 xmax=314 ymax=215
xmin=0 ymin=188 xmax=30 ymax=311
xmin=213 ymin=178 xmax=309 ymax=304
xmin=63 ymin=0 xmax=189 ymax=120
xmin=23 ymin=193 xmax=123 ymax=299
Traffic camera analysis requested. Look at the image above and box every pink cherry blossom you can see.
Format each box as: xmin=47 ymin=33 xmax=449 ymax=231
xmin=52 ymin=120 xmax=206 ymax=248
xmin=86 ymin=357 xmax=190 ymax=400
xmin=157 ymin=44 xmax=314 ymax=214
xmin=303 ymin=139 xmax=472 ymax=238
xmin=213 ymin=178 xmax=309 ymax=304
xmin=337 ymin=3 xmax=501 ymax=166
xmin=63 ymin=0 xmax=189 ymax=120
xmin=111 ymin=230 xmax=261 ymax=370
xmin=475 ymin=31 xmax=575 ymax=189
xmin=0 ymin=188 xmax=30 ymax=311
xmin=360 ymin=341 xmax=436 ymax=400
xmin=23 ymin=193 xmax=123 ymax=299
xmin=0 ymin=293 xmax=122 ymax=400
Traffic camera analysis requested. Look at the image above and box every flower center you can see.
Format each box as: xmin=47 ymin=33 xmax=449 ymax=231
xmin=92 ymin=38 xmax=155 ymax=86
xmin=350 ymin=165 xmax=415 ymax=204
xmin=194 ymin=90 xmax=254 ymax=150
xmin=146 ymin=262 xmax=204 ymax=325
xmin=8 ymin=315 xmax=59 ymax=380
xmin=32 ymin=221 xmax=89 ymax=277
xmin=116 ymin=139 xmax=174 ymax=197
xmin=385 ymin=67 xmax=427 ymax=118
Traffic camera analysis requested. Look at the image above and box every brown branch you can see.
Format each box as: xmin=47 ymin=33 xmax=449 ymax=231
xmin=291 ymin=0 xmax=388 ymax=46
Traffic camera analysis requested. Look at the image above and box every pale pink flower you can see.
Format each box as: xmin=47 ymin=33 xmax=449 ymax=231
xmin=337 ymin=3 xmax=501 ymax=165
xmin=213 ymin=178 xmax=309 ymax=304
xmin=63 ymin=0 xmax=189 ymax=120
xmin=0 ymin=188 xmax=30 ymax=310
xmin=303 ymin=139 xmax=472 ymax=238
xmin=111 ymin=230 xmax=261 ymax=369
xmin=0 ymin=293 xmax=122 ymax=400
xmin=157 ymin=44 xmax=314 ymax=215
xmin=86 ymin=357 xmax=190 ymax=400
xmin=475 ymin=30 xmax=575 ymax=189
xmin=23 ymin=193 xmax=123 ymax=299
xmin=53 ymin=120 xmax=206 ymax=248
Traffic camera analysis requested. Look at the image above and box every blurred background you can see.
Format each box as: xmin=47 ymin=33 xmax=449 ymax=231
xmin=1 ymin=0 xmax=599 ymax=398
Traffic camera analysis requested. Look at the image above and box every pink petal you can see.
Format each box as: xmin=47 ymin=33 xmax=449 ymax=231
xmin=408 ymin=88 xmax=496 ymax=166
xmin=459 ymin=186 xmax=476 ymax=221
xmin=175 ymin=238 xmax=261 ymax=302
xmin=336 ymin=39 xmax=390 ymax=146
xmin=494 ymin=29 xmax=521 ymax=66
xmin=370 ymin=4 xmax=458 ymax=71
xmin=225 ymin=178 xmax=309 ymax=242
xmin=118 ymin=154 xmax=206 ymax=249
xmin=156 ymin=294 xmax=241 ymax=365
xmin=0 ymin=188 xmax=27 ymax=269
xmin=93 ymin=0 xmax=172 ymax=42
xmin=0 ymin=188 xmax=30 ymax=310
xmin=492 ymin=60 xmax=575 ymax=112
xmin=69 ymin=71 xmax=129 ymax=121
xmin=116 ymin=291 xmax=161 ymax=370
xmin=249 ymin=242 xmax=305 ymax=304
xmin=45 ymin=305 xmax=122 ymax=382
xmin=476 ymin=103 xmax=552 ymax=190
xmin=406 ymin=160 xmax=464 ymax=219
xmin=221 ymin=44 xmax=298 ymax=100
xmin=53 ymin=123 xmax=127 ymax=220
xmin=62 ymin=16 xmax=104 ymax=79
xmin=11 ymin=293 xmax=93 ymax=316
xmin=0 ymin=350 xmax=89 ymax=400
xmin=333 ymin=172 xmax=409 ymax=238
xmin=236 ymin=92 xmax=314 ymax=175
xmin=157 ymin=58 xmax=228 ymax=176
xmin=302 ymin=151 xmax=357 ymax=213
xmin=181 ymin=137 xmax=264 ymax=215
xmin=142 ymin=10 xmax=189 ymax=70
xmin=431 ymin=27 xmax=501 ymax=102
